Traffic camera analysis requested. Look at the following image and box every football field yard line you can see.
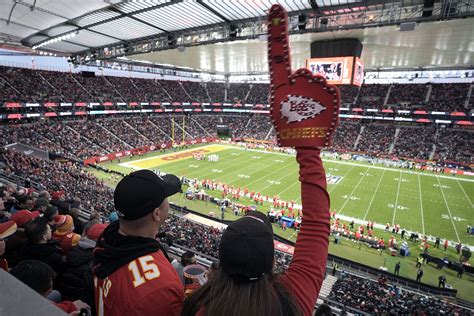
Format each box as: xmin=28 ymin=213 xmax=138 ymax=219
xmin=391 ymin=171 xmax=402 ymax=226
xmin=338 ymin=167 xmax=370 ymax=214
xmin=456 ymin=178 xmax=474 ymax=208
xmin=417 ymin=173 xmax=426 ymax=235
xmin=257 ymin=165 xmax=300 ymax=193
xmin=277 ymin=176 xmax=300 ymax=196
xmin=328 ymin=164 xmax=355 ymax=194
xmin=166 ymin=154 xmax=245 ymax=180
xmin=242 ymin=159 xmax=295 ymax=188
xmin=363 ymin=169 xmax=386 ymax=220
xmin=227 ymin=157 xmax=294 ymax=186
xmin=196 ymin=152 xmax=276 ymax=181
xmin=436 ymin=176 xmax=461 ymax=242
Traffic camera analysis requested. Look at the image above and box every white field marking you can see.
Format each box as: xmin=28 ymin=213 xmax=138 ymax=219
xmin=212 ymin=169 xmax=223 ymax=173
xmin=363 ymin=169 xmax=386 ymax=220
xmin=257 ymin=167 xmax=299 ymax=193
xmin=267 ymin=180 xmax=281 ymax=185
xmin=338 ymin=167 xmax=370 ymax=214
xmin=278 ymin=177 xmax=301 ymax=197
xmin=228 ymin=157 xmax=294 ymax=186
xmin=328 ymin=164 xmax=355 ymax=194
xmin=238 ymin=174 xmax=250 ymax=179
xmin=237 ymin=162 xmax=296 ymax=192
xmin=436 ymin=176 xmax=461 ymax=242
xmin=417 ymin=173 xmax=426 ymax=235
xmin=218 ymin=145 xmax=474 ymax=183
xmin=433 ymin=184 xmax=451 ymax=189
xmin=197 ymin=149 xmax=279 ymax=181
xmin=391 ymin=171 xmax=403 ymax=226
xmin=456 ymin=178 xmax=474 ymax=208
xmin=188 ymin=164 xmax=198 ymax=168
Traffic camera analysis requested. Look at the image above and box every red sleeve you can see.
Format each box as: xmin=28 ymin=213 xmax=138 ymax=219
xmin=124 ymin=286 xmax=184 ymax=316
xmin=54 ymin=301 xmax=78 ymax=313
xmin=280 ymin=148 xmax=330 ymax=316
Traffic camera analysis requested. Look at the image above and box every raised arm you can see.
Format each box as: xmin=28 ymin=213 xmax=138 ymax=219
xmin=280 ymin=148 xmax=330 ymax=315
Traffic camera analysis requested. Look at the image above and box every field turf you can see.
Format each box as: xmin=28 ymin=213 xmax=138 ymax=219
xmin=99 ymin=144 xmax=474 ymax=246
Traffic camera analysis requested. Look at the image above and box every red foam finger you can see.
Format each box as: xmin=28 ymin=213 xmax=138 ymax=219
xmin=268 ymin=4 xmax=291 ymax=90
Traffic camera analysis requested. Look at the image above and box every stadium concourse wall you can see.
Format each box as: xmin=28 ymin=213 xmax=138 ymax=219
xmin=170 ymin=204 xmax=459 ymax=299
xmin=82 ymin=137 xmax=218 ymax=166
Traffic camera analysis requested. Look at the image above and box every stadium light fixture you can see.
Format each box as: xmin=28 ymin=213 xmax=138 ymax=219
xmin=32 ymin=31 xmax=78 ymax=50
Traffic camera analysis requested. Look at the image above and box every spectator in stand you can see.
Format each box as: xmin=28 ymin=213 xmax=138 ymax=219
xmin=183 ymin=147 xmax=330 ymax=316
xmin=10 ymin=259 xmax=90 ymax=314
xmin=17 ymin=217 xmax=65 ymax=276
xmin=172 ymin=251 xmax=197 ymax=285
xmin=5 ymin=210 xmax=40 ymax=264
xmin=329 ymin=273 xmax=467 ymax=314
xmin=93 ymin=170 xmax=184 ymax=315
xmin=60 ymin=221 xmax=106 ymax=302
xmin=32 ymin=198 xmax=49 ymax=214
xmin=52 ymin=215 xmax=81 ymax=255
xmin=9 ymin=195 xmax=34 ymax=214
xmin=0 ymin=221 xmax=17 ymax=269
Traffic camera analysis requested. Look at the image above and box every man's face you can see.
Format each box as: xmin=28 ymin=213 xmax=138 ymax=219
xmin=21 ymin=199 xmax=34 ymax=211
xmin=44 ymin=224 xmax=52 ymax=242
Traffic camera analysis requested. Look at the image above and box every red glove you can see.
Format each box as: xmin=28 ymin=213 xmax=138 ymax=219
xmin=268 ymin=4 xmax=340 ymax=148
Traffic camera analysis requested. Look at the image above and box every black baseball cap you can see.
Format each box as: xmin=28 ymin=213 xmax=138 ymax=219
xmin=114 ymin=170 xmax=181 ymax=221
xmin=219 ymin=211 xmax=274 ymax=280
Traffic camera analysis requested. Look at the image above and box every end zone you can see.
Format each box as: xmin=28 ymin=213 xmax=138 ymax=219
xmin=119 ymin=144 xmax=228 ymax=170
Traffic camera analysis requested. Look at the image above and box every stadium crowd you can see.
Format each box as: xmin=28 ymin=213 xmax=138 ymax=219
xmin=0 ymin=114 xmax=472 ymax=165
xmin=2 ymin=66 xmax=471 ymax=112
xmin=329 ymin=273 xmax=468 ymax=315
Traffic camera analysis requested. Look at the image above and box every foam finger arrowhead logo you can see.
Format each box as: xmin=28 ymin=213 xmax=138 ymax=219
xmin=281 ymin=95 xmax=327 ymax=123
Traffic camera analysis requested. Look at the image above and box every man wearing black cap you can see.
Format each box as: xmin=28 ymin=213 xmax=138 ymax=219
xmin=93 ymin=170 xmax=184 ymax=316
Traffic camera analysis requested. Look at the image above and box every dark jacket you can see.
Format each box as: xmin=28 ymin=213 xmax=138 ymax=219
xmin=60 ymin=238 xmax=95 ymax=301
xmin=2 ymin=229 xmax=27 ymax=267
xmin=18 ymin=241 xmax=65 ymax=276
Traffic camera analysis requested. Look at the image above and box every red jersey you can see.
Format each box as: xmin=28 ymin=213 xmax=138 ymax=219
xmin=94 ymin=251 xmax=184 ymax=316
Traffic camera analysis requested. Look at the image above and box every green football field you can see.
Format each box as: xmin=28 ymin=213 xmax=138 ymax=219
xmin=99 ymin=143 xmax=473 ymax=246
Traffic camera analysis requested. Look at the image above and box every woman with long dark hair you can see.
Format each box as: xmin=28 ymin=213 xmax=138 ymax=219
xmin=182 ymin=147 xmax=330 ymax=316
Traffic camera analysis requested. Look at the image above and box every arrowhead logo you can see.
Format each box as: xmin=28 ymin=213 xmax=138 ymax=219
xmin=280 ymin=95 xmax=327 ymax=123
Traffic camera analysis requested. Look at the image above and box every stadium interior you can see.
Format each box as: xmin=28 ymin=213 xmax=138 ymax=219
xmin=0 ymin=0 xmax=473 ymax=315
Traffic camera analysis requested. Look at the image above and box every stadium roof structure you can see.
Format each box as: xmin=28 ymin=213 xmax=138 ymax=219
xmin=1 ymin=0 xmax=473 ymax=74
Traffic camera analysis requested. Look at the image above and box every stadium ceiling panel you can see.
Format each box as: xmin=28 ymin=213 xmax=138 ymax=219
xmin=0 ymin=20 xmax=38 ymax=39
xmin=40 ymin=41 xmax=88 ymax=53
xmin=133 ymin=2 xmax=225 ymax=32
xmin=66 ymin=30 xmax=118 ymax=48
xmin=89 ymin=17 xmax=163 ymax=40
xmin=202 ymin=0 xmax=312 ymax=20
xmin=72 ymin=10 xmax=122 ymax=27
xmin=44 ymin=25 xmax=79 ymax=37
xmin=1 ymin=3 xmax=66 ymax=32
xmin=114 ymin=0 xmax=172 ymax=14
xmin=315 ymin=0 xmax=364 ymax=6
